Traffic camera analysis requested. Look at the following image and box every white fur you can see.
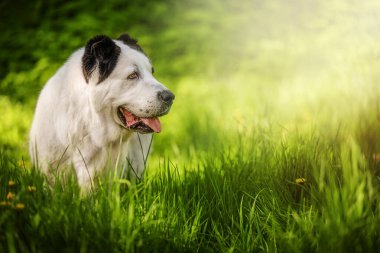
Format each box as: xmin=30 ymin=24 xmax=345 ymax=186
xmin=29 ymin=40 xmax=171 ymax=189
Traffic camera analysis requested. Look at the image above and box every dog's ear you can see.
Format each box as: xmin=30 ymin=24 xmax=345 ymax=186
xmin=82 ymin=35 xmax=121 ymax=84
xmin=117 ymin=33 xmax=146 ymax=55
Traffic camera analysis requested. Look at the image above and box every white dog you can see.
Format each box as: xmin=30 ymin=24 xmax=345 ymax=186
xmin=29 ymin=34 xmax=174 ymax=190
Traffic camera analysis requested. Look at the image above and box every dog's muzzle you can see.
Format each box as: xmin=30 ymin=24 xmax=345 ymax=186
xmin=117 ymin=90 xmax=174 ymax=134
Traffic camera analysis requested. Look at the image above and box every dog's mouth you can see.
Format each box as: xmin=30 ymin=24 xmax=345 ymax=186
xmin=117 ymin=107 xmax=161 ymax=134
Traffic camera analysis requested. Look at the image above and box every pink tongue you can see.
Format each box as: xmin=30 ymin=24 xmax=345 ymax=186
xmin=123 ymin=110 xmax=161 ymax=133
xmin=141 ymin=118 xmax=161 ymax=133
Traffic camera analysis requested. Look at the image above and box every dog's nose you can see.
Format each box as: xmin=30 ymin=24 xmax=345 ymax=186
xmin=158 ymin=90 xmax=175 ymax=104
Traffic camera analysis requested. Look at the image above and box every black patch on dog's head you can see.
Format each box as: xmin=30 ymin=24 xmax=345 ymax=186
xmin=117 ymin=33 xmax=146 ymax=55
xmin=82 ymin=35 xmax=121 ymax=84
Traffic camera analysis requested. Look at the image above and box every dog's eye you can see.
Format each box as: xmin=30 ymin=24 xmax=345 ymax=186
xmin=127 ymin=72 xmax=139 ymax=80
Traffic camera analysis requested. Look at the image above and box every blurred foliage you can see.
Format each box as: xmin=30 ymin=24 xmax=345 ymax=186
xmin=0 ymin=0 xmax=228 ymax=101
xmin=0 ymin=97 xmax=31 ymax=157
xmin=1 ymin=0 xmax=380 ymax=162
xmin=1 ymin=1 xmax=380 ymax=251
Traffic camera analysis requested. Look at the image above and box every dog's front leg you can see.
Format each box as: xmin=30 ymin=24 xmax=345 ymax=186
xmin=72 ymin=142 xmax=105 ymax=191
xmin=125 ymin=133 xmax=153 ymax=180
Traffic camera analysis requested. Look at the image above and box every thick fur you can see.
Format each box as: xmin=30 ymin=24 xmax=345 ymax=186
xmin=29 ymin=34 xmax=174 ymax=190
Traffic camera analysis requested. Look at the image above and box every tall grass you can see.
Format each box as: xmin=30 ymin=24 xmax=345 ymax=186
xmin=2 ymin=1 xmax=380 ymax=252
xmin=1 ymin=116 xmax=379 ymax=252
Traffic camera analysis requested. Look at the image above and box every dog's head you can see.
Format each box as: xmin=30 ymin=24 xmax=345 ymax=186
xmin=81 ymin=34 xmax=174 ymax=134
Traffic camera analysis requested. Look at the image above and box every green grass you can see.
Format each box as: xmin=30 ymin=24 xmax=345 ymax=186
xmin=2 ymin=0 xmax=380 ymax=252
xmin=1 ymin=115 xmax=380 ymax=252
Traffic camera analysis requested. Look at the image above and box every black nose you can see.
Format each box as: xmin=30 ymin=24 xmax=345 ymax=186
xmin=158 ymin=90 xmax=175 ymax=104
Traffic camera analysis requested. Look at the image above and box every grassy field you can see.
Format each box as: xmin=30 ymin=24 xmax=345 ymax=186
xmin=1 ymin=0 xmax=380 ymax=252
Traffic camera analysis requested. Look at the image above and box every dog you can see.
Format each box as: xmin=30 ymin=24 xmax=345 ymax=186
xmin=29 ymin=34 xmax=174 ymax=190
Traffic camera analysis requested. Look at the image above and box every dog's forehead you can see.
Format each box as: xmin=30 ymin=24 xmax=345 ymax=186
xmin=115 ymin=41 xmax=152 ymax=70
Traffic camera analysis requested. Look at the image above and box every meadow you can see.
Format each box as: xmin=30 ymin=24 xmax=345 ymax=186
xmin=1 ymin=0 xmax=380 ymax=252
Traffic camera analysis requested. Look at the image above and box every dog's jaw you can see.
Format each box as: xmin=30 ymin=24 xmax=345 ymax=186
xmin=116 ymin=106 xmax=161 ymax=133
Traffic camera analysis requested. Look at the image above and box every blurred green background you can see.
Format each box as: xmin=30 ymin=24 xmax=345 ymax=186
xmin=2 ymin=1 xmax=380 ymax=251
xmin=1 ymin=0 xmax=380 ymax=162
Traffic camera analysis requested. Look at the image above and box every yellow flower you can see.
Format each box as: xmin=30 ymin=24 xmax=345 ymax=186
xmin=8 ymin=180 xmax=15 ymax=187
xmin=14 ymin=203 xmax=25 ymax=210
xmin=0 ymin=201 xmax=12 ymax=206
xmin=6 ymin=192 xmax=14 ymax=200
xmin=27 ymin=186 xmax=37 ymax=192
xmin=295 ymin=178 xmax=306 ymax=185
